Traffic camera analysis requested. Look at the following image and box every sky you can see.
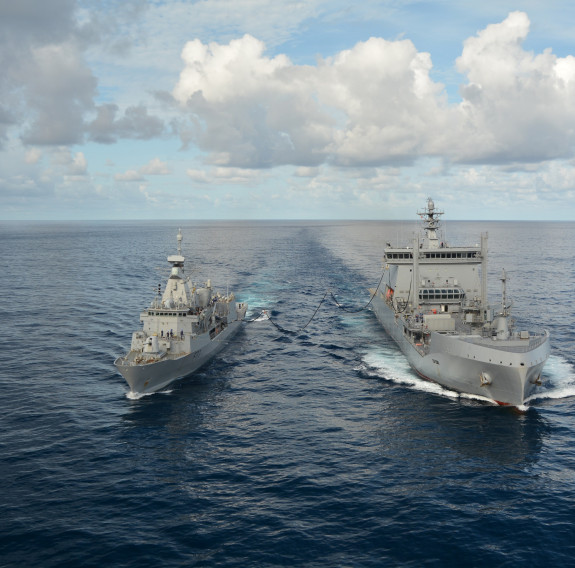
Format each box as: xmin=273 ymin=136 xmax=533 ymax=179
xmin=2 ymin=0 xmax=575 ymax=220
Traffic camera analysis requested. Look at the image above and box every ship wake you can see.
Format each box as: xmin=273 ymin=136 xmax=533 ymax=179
xmin=125 ymin=389 xmax=174 ymax=400
xmin=526 ymin=354 xmax=575 ymax=404
xmin=358 ymin=345 xmax=496 ymax=405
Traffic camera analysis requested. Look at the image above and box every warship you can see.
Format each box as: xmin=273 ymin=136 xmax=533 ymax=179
xmin=370 ymin=198 xmax=549 ymax=406
xmin=115 ymin=229 xmax=247 ymax=394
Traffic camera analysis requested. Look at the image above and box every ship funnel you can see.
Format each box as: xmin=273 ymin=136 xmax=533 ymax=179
xmin=494 ymin=315 xmax=510 ymax=340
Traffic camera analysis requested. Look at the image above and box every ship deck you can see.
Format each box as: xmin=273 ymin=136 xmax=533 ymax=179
xmin=401 ymin=312 xmax=548 ymax=355
xmin=458 ymin=330 xmax=549 ymax=353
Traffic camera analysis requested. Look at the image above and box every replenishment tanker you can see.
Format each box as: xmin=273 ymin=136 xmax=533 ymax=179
xmin=370 ymin=198 xmax=549 ymax=406
xmin=115 ymin=229 xmax=247 ymax=394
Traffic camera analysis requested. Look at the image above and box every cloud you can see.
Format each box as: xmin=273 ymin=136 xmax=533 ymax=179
xmin=129 ymin=0 xmax=322 ymax=74
xmin=186 ymin=166 xmax=261 ymax=184
xmin=172 ymin=13 xmax=575 ymax=169
xmin=0 ymin=144 xmax=86 ymax=209
xmin=0 ymin=1 xmax=164 ymax=149
xmin=86 ymin=104 xmax=119 ymax=144
xmin=19 ymin=43 xmax=98 ymax=146
xmin=115 ymin=157 xmax=171 ymax=182
xmin=174 ymin=35 xmax=329 ymax=166
xmin=172 ymin=33 xmax=448 ymax=168
xmin=114 ymin=170 xmax=143 ymax=182
xmin=212 ymin=167 xmax=260 ymax=183
xmin=0 ymin=0 xmax=77 ymax=46
xmin=187 ymin=168 xmax=210 ymax=183
xmin=88 ymin=104 xmax=165 ymax=144
xmin=454 ymin=11 xmax=575 ymax=163
xmin=0 ymin=1 xmax=96 ymax=147
xmin=294 ymin=166 xmax=321 ymax=177
xmin=319 ymin=37 xmax=446 ymax=166
xmin=47 ymin=147 xmax=88 ymax=175
xmin=25 ymin=148 xmax=42 ymax=165
xmin=69 ymin=152 xmax=88 ymax=175
xmin=140 ymin=157 xmax=171 ymax=175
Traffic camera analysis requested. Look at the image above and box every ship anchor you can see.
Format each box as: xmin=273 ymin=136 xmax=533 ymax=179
xmin=480 ymin=372 xmax=492 ymax=386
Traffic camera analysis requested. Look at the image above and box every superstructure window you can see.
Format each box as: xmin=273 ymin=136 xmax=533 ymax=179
xmin=387 ymin=252 xmax=413 ymax=260
xmin=424 ymin=251 xmax=478 ymax=259
xmin=419 ymin=288 xmax=465 ymax=301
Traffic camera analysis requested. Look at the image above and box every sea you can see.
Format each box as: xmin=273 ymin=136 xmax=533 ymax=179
xmin=1 ymin=219 xmax=575 ymax=567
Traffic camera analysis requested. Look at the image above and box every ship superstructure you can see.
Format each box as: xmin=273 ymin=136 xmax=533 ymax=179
xmin=115 ymin=229 xmax=247 ymax=394
xmin=370 ymin=198 xmax=549 ymax=406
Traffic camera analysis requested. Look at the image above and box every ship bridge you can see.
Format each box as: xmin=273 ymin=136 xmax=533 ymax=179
xmin=160 ymin=228 xmax=194 ymax=309
xmin=382 ymin=198 xmax=488 ymax=318
xmin=385 ymin=247 xmax=481 ymax=263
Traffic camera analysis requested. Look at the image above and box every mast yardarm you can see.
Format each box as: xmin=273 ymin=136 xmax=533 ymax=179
xmin=418 ymin=197 xmax=444 ymax=249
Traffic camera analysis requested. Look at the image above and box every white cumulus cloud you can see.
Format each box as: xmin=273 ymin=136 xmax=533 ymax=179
xmin=115 ymin=158 xmax=171 ymax=182
xmin=172 ymin=12 xmax=575 ymax=170
xmin=455 ymin=11 xmax=575 ymax=163
xmin=140 ymin=157 xmax=171 ymax=175
xmin=186 ymin=166 xmax=261 ymax=184
xmin=171 ymin=32 xmax=450 ymax=168
xmin=114 ymin=170 xmax=143 ymax=182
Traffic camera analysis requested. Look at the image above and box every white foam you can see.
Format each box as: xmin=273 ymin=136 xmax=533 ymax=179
xmin=458 ymin=391 xmax=498 ymax=405
xmin=253 ymin=310 xmax=270 ymax=322
xmin=360 ymin=346 xmax=496 ymax=405
xmin=125 ymin=391 xmax=150 ymax=400
xmin=125 ymin=389 xmax=173 ymax=400
xmin=526 ymin=354 xmax=575 ymax=403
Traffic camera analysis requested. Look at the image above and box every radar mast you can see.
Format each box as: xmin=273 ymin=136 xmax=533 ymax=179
xmin=417 ymin=197 xmax=444 ymax=249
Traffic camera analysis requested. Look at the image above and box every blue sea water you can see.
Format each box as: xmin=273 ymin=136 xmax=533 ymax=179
xmin=1 ymin=219 xmax=575 ymax=567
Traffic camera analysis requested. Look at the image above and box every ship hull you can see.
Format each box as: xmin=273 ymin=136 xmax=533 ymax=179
xmin=114 ymin=318 xmax=243 ymax=394
xmin=371 ymin=295 xmax=549 ymax=406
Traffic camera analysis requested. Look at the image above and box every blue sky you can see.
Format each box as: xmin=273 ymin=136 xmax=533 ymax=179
xmin=2 ymin=0 xmax=575 ymax=220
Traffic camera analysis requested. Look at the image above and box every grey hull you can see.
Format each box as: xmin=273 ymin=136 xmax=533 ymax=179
xmin=115 ymin=319 xmax=242 ymax=394
xmin=371 ymin=295 xmax=549 ymax=406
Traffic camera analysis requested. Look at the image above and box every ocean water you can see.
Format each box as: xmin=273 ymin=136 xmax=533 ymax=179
xmin=1 ymin=219 xmax=575 ymax=567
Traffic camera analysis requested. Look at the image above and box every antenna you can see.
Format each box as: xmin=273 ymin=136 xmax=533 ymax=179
xmin=177 ymin=228 xmax=182 ymax=256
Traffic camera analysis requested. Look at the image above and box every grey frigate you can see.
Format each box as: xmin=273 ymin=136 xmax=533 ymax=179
xmin=369 ymin=198 xmax=549 ymax=406
xmin=115 ymin=229 xmax=247 ymax=394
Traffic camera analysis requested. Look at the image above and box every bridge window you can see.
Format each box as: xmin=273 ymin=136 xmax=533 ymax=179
xmin=388 ymin=252 xmax=413 ymax=260
xmin=419 ymin=288 xmax=465 ymax=302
